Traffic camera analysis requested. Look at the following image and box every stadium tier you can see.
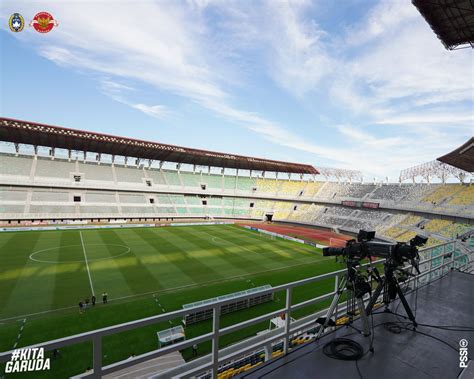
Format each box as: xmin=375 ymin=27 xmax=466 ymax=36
xmin=0 ymin=153 xmax=472 ymax=245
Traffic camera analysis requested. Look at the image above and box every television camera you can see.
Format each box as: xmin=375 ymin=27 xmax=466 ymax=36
xmin=323 ymin=230 xmax=427 ymax=271
xmin=316 ymin=230 xmax=427 ymax=338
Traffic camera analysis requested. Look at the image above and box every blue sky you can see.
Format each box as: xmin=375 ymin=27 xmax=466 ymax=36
xmin=0 ymin=0 xmax=472 ymax=180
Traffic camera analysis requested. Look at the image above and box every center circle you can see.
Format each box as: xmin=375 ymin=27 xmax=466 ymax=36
xmin=29 ymin=244 xmax=131 ymax=264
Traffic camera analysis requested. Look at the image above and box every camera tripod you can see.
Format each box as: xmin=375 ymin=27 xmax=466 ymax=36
xmin=365 ymin=261 xmax=418 ymax=327
xmin=316 ymin=257 xmax=372 ymax=339
xmin=316 ymin=258 xmax=418 ymax=340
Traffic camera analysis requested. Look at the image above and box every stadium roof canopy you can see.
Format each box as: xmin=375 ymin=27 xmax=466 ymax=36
xmin=437 ymin=137 xmax=474 ymax=172
xmin=0 ymin=117 xmax=318 ymax=174
xmin=412 ymin=0 xmax=474 ymax=50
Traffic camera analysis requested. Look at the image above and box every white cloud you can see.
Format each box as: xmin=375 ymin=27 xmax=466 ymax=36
xmin=2 ymin=0 xmax=472 ymax=180
xmin=345 ymin=1 xmax=417 ymax=46
xmin=131 ymin=104 xmax=169 ymax=119
xmin=377 ymin=112 xmax=473 ymax=126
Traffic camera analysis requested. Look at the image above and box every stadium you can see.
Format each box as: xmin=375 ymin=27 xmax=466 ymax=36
xmin=1 ymin=1 xmax=473 ymax=379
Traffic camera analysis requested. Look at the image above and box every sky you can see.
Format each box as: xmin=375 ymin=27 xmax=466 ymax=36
xmin=0 ymin=0 xmax=472 ymax=181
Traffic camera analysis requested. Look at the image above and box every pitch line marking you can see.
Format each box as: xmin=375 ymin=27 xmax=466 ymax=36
xmin=206 ymin=228 xmax=317 ymax=256
xmin=29 ymin=244 xmax=131 ymax=264
xmin=0 ymin=258 xmax=332 ymax=322
xmin=80 ymin=231 xmax=95 ymax=297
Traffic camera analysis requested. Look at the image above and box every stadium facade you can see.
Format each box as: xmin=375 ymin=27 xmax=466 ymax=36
xmin=0 ymin=117 xmax=472 ymax=246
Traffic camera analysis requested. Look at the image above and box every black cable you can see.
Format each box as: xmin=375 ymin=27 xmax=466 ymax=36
xmin=375 ymin=320 xmax=461 ymax=353
xmin=397 ymin=324 xmax=460 ymax=353
xmin=412 ymin=266 xmax=419 ymax=320
xmin=386 ymin=311 xmax=474 ymax=331
xmin=383 ymin=321 xmax=404 ymax=334
xmin=355 ymin=359 xmax=363 ymax=379
xmin=416 ymin=322 xmax=474 ymax=331
xmin=322 ymin=338 xmax=364 ymax=360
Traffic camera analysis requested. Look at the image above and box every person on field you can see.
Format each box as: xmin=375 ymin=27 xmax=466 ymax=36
xmin=192 ymin=344 xmax=198 ymax=357
xmin=78 ymin=301 xmax=84 ymax=313
xmin=91 ymin=295 xmax=96 ymax=306
xmin=85 ymin=297 xmax=90 ymax=308
xmin=102 ymin=292 xmax=108 ymax=304
xmin=52 ymin=349 xmax=60 ymax=360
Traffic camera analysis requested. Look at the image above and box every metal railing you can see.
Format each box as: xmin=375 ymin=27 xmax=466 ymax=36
xmin=0 ymin=241 xmax=471 ymax=378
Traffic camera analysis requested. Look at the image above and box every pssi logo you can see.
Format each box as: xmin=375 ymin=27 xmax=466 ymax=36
xmin=9 ymin=13 xmax=25 ymax=32
xmin=459 ymin=339 xmax=468 ymax=368
xmin=29 ymin=12 xmax=58 ymax=33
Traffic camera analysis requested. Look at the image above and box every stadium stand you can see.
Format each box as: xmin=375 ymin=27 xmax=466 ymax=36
xmin=35 ymin=157 xmax=76 ymax=179
xmin=203 ymin=174 xmax=223 ymax=190
xmin=0 ymin=121 xmax=471 ymax=241
xmin=399 ymin=214 xmax=423 ymax=227
xmin=272 ymin=201 xmax=293 ymax=219
xmin=119 ymin=193 xmax=148 ymax=203
xmin=301 ymin=181 xmax=323 ymax=198
xmin=224 ymin=176 xmax=237 ymax=190
xmin=85 ymin=192 xmax=117 ymax=203
xmin=169 ymin=194 xmax=187 ymax=204
xmin=164 ymin=170 xmax=182 ymax=186
xmin=78 ymin=161 xmax=114 ymax=182
xmin=370 ymin=184 xmax=414 ymax=201
xmin=449 ymin=184 xmax=474 ymax=205
xmin=236 ymin=176 xmax=256 ymax=191
xmin=256 ymin=178 xmax=281 ymax=195
xmin=422 ymin=184 xmax=462 ymax=204
xmin=121 ymin=205 xmax=155 ymax=214
xmin=147 ymin=169 xmax=167 ymax=185
xmin=278 ymin=180 xmax=306 ymax=196
xmin=1 ymin=204 xmax=26 ymax=214
xmin=0 ymin=154 xmax=33 ymax=177
xmin=115 ymin=165 xmax=145 ymax=183
xmin=396 ymin=230 xmax=419 ymax=242
xmin=1 ymin=154 xmax=471 ymax=242
xmin=0 ymin=187 xmax=28 ymax=201
xmin=181 ymin=171 xmax=201 ymax=188
xmin=31 ymin=190 xmax=69 ymax=202
xmin=424 ymin=219 xmax=452 ymax=233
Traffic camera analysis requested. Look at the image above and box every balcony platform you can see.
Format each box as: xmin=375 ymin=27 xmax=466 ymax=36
xmin=243 ymin=270 xmax=474 ymax=379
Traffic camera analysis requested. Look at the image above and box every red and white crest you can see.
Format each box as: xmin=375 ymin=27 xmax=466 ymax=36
xmin=29 ymin=12 xmax=58 ymax=33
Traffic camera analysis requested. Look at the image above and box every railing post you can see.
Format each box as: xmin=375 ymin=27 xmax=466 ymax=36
xmin=283 ymin=287 xmax=292 ymax=355
xmin=428 ymin=247 xmax=434 ymax=283
xmin=93 ymin=336 xmax=102 ymax=377
xmin=211 ymin=304 xmax=221 ymax=378
xmin=334 ymin=275 xmax=339 ymax=321
xmin=449 ymin=243 xmax=453 ymax=273
xmin=264 ymin=344 xmax=272 ymax=362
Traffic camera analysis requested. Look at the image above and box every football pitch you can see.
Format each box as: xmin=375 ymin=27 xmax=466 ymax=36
xmin=0 ymin=224 xmax=342 ymax=377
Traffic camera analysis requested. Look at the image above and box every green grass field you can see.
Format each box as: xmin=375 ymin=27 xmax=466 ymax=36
xmin=0 ymin=224 xmax=342 ymax=378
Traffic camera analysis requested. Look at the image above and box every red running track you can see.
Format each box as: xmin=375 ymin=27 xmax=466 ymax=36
xmin=238 ymin=223 xmax=352 ymax=247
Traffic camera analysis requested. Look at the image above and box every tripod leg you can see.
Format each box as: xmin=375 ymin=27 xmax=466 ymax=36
xmin=395 ymin=280 xmax=417 ymax=327
xmin=316 ymin=277 xmax=346 ymax=339
xmin=365 ymin=281 xmax=383 ymax=316
xmin=356 ymin=297 xmax=371 ymax=337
